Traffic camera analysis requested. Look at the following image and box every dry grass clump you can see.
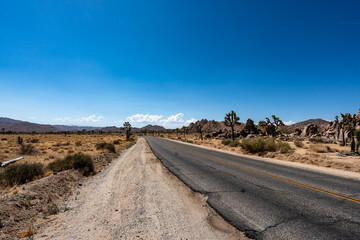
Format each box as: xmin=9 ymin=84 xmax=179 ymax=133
xmin=19 ymin=144 xmax=38 ymax=155
xmin=310 ymin=144 xmax=332 ymax=153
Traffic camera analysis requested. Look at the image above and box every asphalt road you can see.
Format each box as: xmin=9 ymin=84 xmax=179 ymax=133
xmin=144 ymin=137 xmax=360 ymax=240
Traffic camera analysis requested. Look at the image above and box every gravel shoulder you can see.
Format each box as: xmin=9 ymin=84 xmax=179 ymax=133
xmin=35 ymin=138 xmax=247 ymax=240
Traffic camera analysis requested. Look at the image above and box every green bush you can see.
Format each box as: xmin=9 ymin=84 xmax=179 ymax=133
xmin=239 ymin=137 xmax=291 ymax=154
xmin=48 ymin=153 xmax=94 ymax=176
xmin=0 ymin=163 xmax=44 ymax=186
xmin=95 ymin=142 xmax=116 ymax=153
xmin=126 ymin=142 xmax=136 ymax=149
xmin=47 ymin=203 xmax=60 ymax=215
xmin=229 ymin=140 xmax=240 ymax=147
xmin=277 ymin=141 xmax=292 ymax=153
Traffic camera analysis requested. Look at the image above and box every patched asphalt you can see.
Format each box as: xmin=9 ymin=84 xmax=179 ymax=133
xmin=144 ymin=137 xmax=360 ymax=240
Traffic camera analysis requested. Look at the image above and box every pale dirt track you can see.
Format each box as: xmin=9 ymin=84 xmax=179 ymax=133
xmin=35 ymin=138 xmax=246 ymax=240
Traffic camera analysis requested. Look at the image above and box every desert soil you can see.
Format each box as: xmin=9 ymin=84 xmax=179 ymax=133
xmin=35 ymin=138 xmax=246 ymax=240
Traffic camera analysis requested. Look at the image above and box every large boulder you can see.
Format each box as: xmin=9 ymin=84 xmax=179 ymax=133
xmin=301 ymin=124 xmax=318 ymax=137
xmin=294 ymin=128 xmax=302 ymax=136
xmin=240 ymin=119 xmax=259 ymax=137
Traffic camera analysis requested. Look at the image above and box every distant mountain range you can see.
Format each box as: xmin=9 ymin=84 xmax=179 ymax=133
xmin=0 ymin=117 xmax=329 ymax=133
xmin=0 ymin=117 xmax=165 ymax=133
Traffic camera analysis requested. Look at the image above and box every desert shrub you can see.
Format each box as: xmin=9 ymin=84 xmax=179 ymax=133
xmin=126 ymin=142 xmax=136 ymax=149
xmin=72 ymin=154 xmax=94 ymax=176
xmin=221 ymin=139 xmax=232 ymax=145
xmin=1 ymin=138 xmax=7 ymax=141
xmin=75 ymin=141 xmax=82 ymax=146
xmin=47 ymin=158 xmax=73 ymax=172
xmin=29 ymin=139 xmax=39 ymax=143
xmin=229 ymin=140 xmax=240 ymax=147
xmin=19 ymin=144 xmax=38 ymax=155
xmin=239 ymin=138 xmax=268 ymax=154
xmin=95 ymin=142 xmax=116 ymax=153
xmin=182 ymin=140 xmax=193 ymax=144
xmin=48 ymin=153 xmax=94 ymax=176
xmin=0 ymin=163 xmax=44 ymax=186
xmin=113 ymin=139 xmax=121 ymax=145
xmin=294 ymin=140 xmax=304 ymax=148
xmin=239 ymin=137 xmax=291 ymax=154
xmin=277 ymin=141 xmax=292 ymax=153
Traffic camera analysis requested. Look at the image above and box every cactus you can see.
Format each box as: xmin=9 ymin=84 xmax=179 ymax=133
xmin=17 ymin=136 xmax=23 ymax=145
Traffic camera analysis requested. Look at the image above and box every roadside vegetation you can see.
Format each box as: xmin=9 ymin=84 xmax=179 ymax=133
xmin=48 ymin=153 xmax=94 ymax=176
xmin=0 ymin=133 xmax=137 ymax=189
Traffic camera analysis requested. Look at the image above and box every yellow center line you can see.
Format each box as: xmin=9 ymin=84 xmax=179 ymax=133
xmin=160 ymin=139 xmax=360 ymax=205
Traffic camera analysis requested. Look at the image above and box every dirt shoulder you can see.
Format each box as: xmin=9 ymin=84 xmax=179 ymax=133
xmin=165 ymin=138 xmax=360 ymax=181
xmin=34 ymin=138 xmax=247 ymax=240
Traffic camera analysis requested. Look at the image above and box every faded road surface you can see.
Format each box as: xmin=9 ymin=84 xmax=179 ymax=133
xmin=145 ymin=137 xmax=360 ymax=240
xmin=36 ymin=138 xmax=245 ymax=240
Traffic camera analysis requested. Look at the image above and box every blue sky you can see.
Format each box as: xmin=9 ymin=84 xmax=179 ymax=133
xmin=1 ymin=0 xmax=359 ymax=128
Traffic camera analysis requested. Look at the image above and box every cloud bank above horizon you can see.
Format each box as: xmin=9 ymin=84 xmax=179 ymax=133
xmin=126 ymin=113 xmax=196 ymax=128
xmin=53 ymin=114 xmax=105 ymax=124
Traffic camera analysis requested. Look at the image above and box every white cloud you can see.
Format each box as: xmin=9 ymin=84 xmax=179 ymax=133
xmin=53 ymin=114 xmax=104 ymax=124
xmin=284 ymin=120 xmax=296 ymax=126
xmin=126 ymin=113 xmax=196 ymax=128
xmin=126 ymin=114 xmax=163 ymax=123
xmin=186 ymin=118 xmax=197 ymax=124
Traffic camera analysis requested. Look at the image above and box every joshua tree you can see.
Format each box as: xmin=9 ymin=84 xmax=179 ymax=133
xmin=224 ymin=110 xmax=240 ymax=141
xmin=183 ymin=127 xmax=187 ymax=139
xmin=123 ymin=122 xmax=132 ymax=140
xmin=1 ymin=128 xmax=5 ymax=134
xmin=259 ymin=115 xmax=284 ymax=136
xmin=355 ymin=130 xmax=360 ymax=152
xmin=340 ymin=113 xmax=357 ymax=152
xmin=195 ymin=123 xmax=204 ymax=140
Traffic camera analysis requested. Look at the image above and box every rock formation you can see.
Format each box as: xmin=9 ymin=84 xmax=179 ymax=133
xmin=240 ymin=119 xmax=259 ymax=137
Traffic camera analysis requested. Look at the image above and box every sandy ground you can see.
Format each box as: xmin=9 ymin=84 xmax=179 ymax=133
xmin=34 ymin=138 xmax=246 ymax=240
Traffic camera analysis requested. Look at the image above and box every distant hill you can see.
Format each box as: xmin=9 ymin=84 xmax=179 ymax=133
xmin=0 ymin=117 xmax=23 ymax=125
xmin=139 ymin=125 xmax=166 ymax=131
xmin=289 ymin=119 xmax=329 ymax=129
xmin=53 ymin=125 xmax=102 ymax=131
xmin=1 ymin=121 xmax=59 ymax=133
xmin=99 ymin=125 xmax=166 ymax=133
xmin=0 ymin=117 xmax=109 ymax=133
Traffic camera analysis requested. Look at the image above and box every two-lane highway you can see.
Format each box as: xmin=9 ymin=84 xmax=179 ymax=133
xmin=144 ymin=137 xmax=360 ymax=240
